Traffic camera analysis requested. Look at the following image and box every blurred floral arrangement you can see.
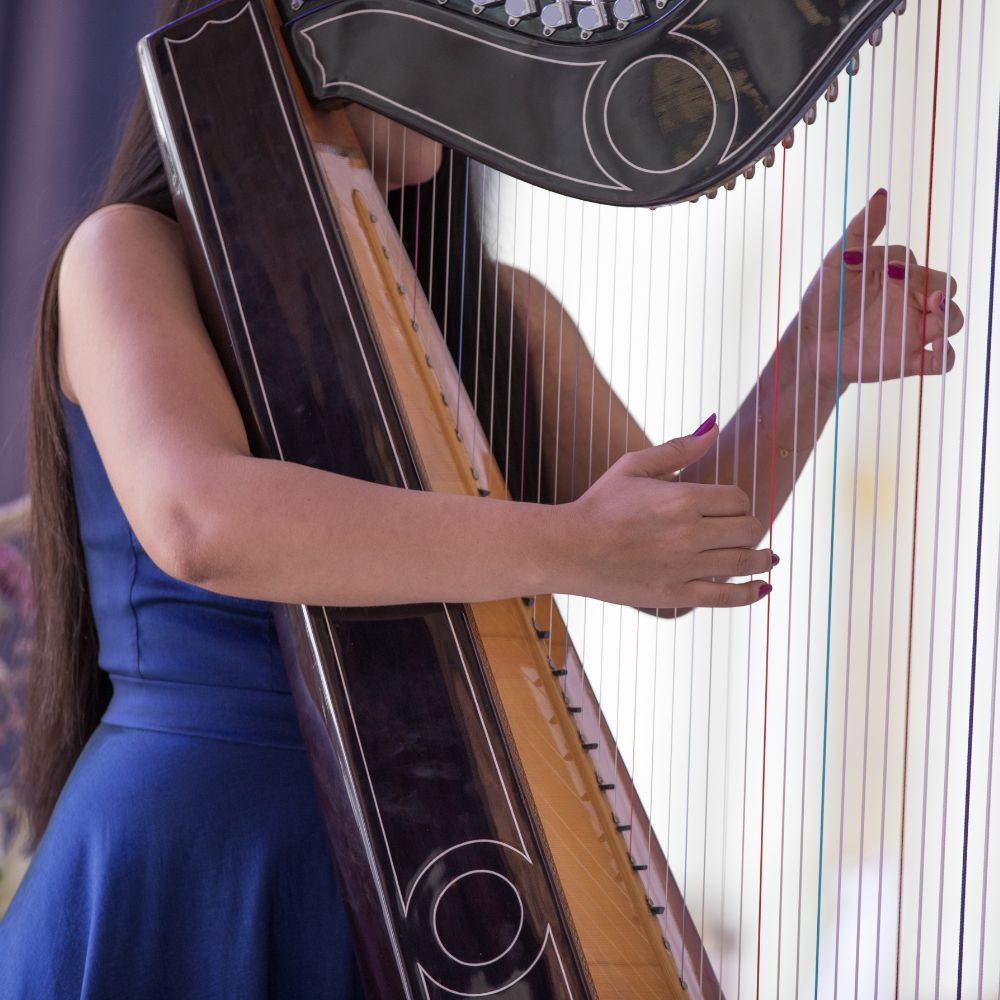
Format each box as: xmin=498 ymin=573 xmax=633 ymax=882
xmin=0 ymin=496 xmax=31 ymax=856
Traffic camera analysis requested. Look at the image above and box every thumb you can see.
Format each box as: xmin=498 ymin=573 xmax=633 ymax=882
xmin=830 ymin=189 xmax=888 ymax=269
xmin=624 ymin=414 xmax=718 ymax=480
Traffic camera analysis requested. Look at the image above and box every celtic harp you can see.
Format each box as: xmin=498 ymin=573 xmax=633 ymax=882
xmin=138 ymin=1 xmax=999 ymax=997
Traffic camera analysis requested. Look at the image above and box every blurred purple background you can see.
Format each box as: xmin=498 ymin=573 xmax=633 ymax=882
xmin=0 ymin=0 xmax=161 ymax=505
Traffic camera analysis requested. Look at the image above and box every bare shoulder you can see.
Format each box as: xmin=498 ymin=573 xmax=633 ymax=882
xmin=58 ymin=203 xmax=199 ymax=402
xmin=61 ymin=203 xmax=184 ymax=290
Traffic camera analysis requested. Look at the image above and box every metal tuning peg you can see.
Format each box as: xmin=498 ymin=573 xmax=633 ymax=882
xmin=540 ymin=0 xmax=573 ymax=32
xmin=846 ymin=51 xmax=861 ymax=75
xmin=870 ymin=25 xmax=883 ymax=46
xmin=895 ymin=0 xmax=907 ymax=14
xmin=724 ymin=176 xmax=738 ymax=191
xmin=826 ymin=79 xmax=839 ymax=102
xmin=577 ymin=1 xmax=610 ymax=37
xmin=471 ymin=0 xmax=503 ymax=11
xmin=505 ymin=0 xmax=538 ymax=24
xmin=744 ymin=163 xmax=756 ymax=180
xmin=782 ymin=131 xmax=794 ymax=149
xmin=612 ymin=0 xmax=645 ymax=28
xmin=762 ymin=146 xmax=776 ymax=168
xmin=804 ymin=103 xmax=818 ymax=125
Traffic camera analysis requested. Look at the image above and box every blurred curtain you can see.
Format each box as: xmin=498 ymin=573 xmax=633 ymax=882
xmin=0 ymin=0 xmax=161 ymax=505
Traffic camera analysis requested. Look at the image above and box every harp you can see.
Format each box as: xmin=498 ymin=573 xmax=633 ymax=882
xmin=138 ymin=1 xmax=999 ymax=996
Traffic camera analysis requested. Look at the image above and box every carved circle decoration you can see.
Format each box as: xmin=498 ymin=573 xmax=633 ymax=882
xmin=604 ymin=53 xmax=717 ymax=175
xmin=431 ymin=869 xmax=525 ymax=968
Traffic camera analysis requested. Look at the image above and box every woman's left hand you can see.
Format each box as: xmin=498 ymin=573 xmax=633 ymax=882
xmin=799 ymin=189 xmax=964 ymax=392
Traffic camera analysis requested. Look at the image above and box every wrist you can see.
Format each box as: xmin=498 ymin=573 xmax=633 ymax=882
xmin=784 ymin=321 xmax=846 ymax=399
xmin=529 ymin=498 xmax=588 ymax=598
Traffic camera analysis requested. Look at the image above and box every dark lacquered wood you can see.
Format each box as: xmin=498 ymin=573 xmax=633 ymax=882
xmin=139 ymin=4 xmax=593 ymax=996
xmin=280 ymin=0 xmax=900 ymax=205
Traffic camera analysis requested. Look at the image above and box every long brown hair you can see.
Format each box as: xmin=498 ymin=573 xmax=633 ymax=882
xmin=19 ymin=0 xmax=196 ymax=846
xmin=19 ymin=1 xmax=531 ymax=848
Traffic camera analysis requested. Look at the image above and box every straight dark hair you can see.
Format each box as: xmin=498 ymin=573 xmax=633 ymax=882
xmin=20 ymin=18 xmax=182 ymax=845
xmin=19 ymin=5 xmax=531 ymax=846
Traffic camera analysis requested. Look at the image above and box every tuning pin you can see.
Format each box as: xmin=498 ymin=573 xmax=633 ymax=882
xmin=540 ymin=0 xmax=573 ymax=29
xmin=577 ymin=1 xmax=610 ymax=34
xmin=706 ymin=187 xmax=719 ymax=199
xmin=725 ymin=176 xmax=738 ymax=191
xmin=744 ymin=163 xmax=756 ymax=180
xmin=847 ymin=52 xmax=861 ymax=75
xmin=826 ymin=79 xmax=839 ymax=102
xmin=782 ymin=131 xmax=794 ymax=149
xmin=896 ymin=0 xmax=907 ymax=13
xmin=613 ymin=0 xmax=645 ymax=26
xmin=505 ymin=0 xmax=538 ymax=23
xmin=804 ymin=103 xmax=818 ymax=125
xmin=763 ymin=147 xmax=776 ymax=168
xmin=870 ymin=25 xmax=883 ymax=46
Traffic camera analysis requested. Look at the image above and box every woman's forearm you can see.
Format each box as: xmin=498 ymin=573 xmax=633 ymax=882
xmin=683 ymin=321 xmax=841 ymax=531
xmin=161 ymin=455 xmax=569 ymax=607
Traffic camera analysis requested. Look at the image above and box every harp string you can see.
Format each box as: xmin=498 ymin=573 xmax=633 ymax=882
xmin=928 ymin=2 xmax=971 ymax=991
xmin=696 ymin=193 xmax=713 ymax=993
xmin=901 ymin=0 xmax=946 ymax=992
xmin=776 ymin=110 xmax=810 ymax=1000
xmin=517 ymin=184 xmax=533 ymax=502
xmin=739 ymin=160 xmax=771 ymax=1000
xmin=756 ymin=135 xmax=789 ymax=1000
xmin=707 ymin=187 xmax=731 ymax=984
xmin=628 ymin=208 xmax=656 ymax=854
xmin=963 ymin=30 xmax=1000 ymax=997
xmin=895 ymin=0 xmax=944 ymax=980
xmin=735 ymin=174 xmax=754 ymax=1000
xmin=813 ymin=63 xmax=855 ymax=1000
xmin=472 ymin=161 xmax=486 ymax=420
xmin=678 ymin=198 xmax=697 ymax=991
xmin=793 ymin=93 xmax=830 ymax=995
xmin=851 ymin=15 xmax=900 ymax=996
xmin=645 ymin=203 xmax=665 ymax=866
xmin=874 ymin=0 xmax=924 ymax=987
xmin=832 ymin=45 xmax=879 ymax=1000
xmin=453 ymin=157 xmax=470 ymax=439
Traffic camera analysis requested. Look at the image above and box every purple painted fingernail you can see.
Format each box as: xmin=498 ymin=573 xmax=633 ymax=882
xmin=771 ymin=553 xmax=780 ymax=566
xmin=692 ymin=413 xmax=717 ymax=437
xmin=887 ymin=262 xmax=907 ymax=281
xmin=758 ymin=583 xmax=773 ymax=599
xmin=843 ymin=250 xmax=864 ymax=266
xmin=875 ymin=187 xmax=888 ymax=199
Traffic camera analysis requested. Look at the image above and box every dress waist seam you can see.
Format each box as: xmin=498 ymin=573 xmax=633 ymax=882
xmin=101 ymin=674 xmax=305 ymax=750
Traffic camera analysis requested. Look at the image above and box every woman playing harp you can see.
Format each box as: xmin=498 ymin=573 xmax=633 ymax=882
xmin=0 ymin=0 xmax=963 ymax=995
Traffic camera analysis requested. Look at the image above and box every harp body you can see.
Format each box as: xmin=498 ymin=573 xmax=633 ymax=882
xmin=140 ymin=1 xmax=1000 ymax=998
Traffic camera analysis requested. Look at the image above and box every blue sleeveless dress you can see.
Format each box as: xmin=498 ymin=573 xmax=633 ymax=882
xmin=0 ymin=398 xmax=364 ymax=999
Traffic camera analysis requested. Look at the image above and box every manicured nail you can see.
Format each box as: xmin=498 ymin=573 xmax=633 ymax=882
xmin=875 ymin=187 xmax=888 ymax=199
xmin=771 ymin=553 xmax=780 ymax=566
xmin=887 ymin=262 xmax=907 ymax=281
xmin=758 ymin=583 xmax=773 ymax=599
xmin=692 ymin=413 xmax=717 ymax=437
xmin=843 ymin=250 xmax=864 ymax=266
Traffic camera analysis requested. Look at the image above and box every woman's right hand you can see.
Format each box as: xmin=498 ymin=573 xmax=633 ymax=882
xmin=560 ymin=419 xmax=773 ymax=610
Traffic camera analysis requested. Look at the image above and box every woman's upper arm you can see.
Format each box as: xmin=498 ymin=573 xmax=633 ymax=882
xmin=58 ymin=204 xmax=250 ymax=572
